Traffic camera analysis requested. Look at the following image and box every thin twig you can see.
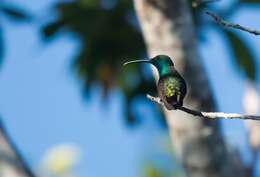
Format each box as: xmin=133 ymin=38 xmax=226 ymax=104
xmin=147 ymin=94 xmax=260 ymax=120
xmin=206 ymin=11 xmax=260 ymax=35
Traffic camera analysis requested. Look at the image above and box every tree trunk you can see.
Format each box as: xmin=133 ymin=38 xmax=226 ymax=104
xmin=0 ymin=118 xmax=34 ymax=177
xmin=133 ymin=0 xmax=246 ymax=177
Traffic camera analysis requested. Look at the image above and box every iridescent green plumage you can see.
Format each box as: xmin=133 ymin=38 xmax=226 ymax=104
xmin=124 ymin=55 xmax=187 ymax=110
xmin=165 ymin=77 xmax=177 ymax=97
xmin=158 ymin=71 xmax=187 ymax=110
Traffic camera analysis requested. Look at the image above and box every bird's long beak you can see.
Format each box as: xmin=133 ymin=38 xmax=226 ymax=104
xmin=123 ymin=60 xmax=150 ymax=66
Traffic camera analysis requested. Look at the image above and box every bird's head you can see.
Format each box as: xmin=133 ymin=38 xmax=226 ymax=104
xmin=123 ymin=55 xmax=174 ymax=76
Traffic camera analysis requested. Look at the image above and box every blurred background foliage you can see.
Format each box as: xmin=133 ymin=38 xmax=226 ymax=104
xmin=41 ymin=0 xmax=158 ymax=125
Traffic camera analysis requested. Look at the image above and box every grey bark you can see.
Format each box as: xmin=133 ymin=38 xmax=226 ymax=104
xmin=133 ymin=0 xmax=246 ymax=177
xmin=0 ymin=118 xmax=34 ymax=177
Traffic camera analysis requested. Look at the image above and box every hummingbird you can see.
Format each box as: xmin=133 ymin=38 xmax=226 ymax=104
xmin=123 ymin=55 xmax=187 ymax=110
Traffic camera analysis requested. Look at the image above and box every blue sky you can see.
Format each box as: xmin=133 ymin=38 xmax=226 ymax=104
xmin=0 ymin=0 xmax=260 ymax=177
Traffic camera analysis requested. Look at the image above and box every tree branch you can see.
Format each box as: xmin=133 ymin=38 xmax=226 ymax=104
xmin=206 ymin=11 xmax=260 ymax=35
xmin=147 ymin=94 xmax=260 ymax=120
xmin=0 ymin=117 xmax=35 ymax=177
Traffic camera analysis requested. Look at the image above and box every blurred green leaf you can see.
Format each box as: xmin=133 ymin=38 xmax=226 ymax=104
xmin=41 ymin=21 xmax=65 ymax=39
xmin=225 ymin=31 xmax=256 ymax=81
xmin=1 ymin=5 xmax=31 ymax=21
xmin=144 ymin=166 xmax=164 ymax=177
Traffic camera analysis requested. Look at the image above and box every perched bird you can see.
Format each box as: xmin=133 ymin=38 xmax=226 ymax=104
xmin=123 ymin=55 xmax=187 ymax=110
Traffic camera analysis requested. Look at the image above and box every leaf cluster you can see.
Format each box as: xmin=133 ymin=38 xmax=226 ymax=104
xmin=41 ymin=0 xmax=157 ymax=125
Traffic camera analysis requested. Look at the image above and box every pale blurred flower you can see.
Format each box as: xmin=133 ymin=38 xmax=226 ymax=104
xmin=41 ymin=143 xmax=81 ymax=176
xmin=243 ymin=82 xmax=260 ymax=150
xmin=243 ymin=82 xmax=260 ymax=115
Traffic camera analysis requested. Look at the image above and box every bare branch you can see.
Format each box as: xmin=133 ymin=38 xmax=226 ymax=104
xmin=147 ymin=94 xmax=260 ymax=120
xmin=206 ymin=11 xmax=260 ymax=35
